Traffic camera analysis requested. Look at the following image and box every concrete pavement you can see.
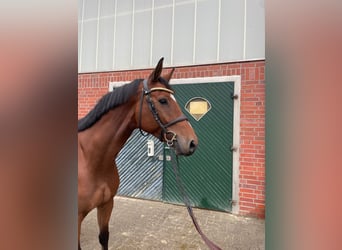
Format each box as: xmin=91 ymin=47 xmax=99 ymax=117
xmin=81 ymin=196 xmax=264 ymax=250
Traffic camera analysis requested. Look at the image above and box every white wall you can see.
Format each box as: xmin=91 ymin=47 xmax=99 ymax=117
xmin=78 ymin=0 xmax=265 ymax=73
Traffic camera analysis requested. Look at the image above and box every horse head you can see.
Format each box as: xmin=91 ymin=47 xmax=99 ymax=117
xmin=136 ymin=57 xmax=198 ymax=156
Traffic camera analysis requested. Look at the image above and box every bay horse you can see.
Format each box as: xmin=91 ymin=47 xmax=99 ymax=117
xmin=78 ymin=58 xmax=198 ymax=250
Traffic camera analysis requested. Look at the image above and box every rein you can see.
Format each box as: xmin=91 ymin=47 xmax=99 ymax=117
xmin=138 ymin=78 xmax=221 ymax=249
xmin=169 ymin=148 xmax=222 ymax=250
xmin=139 ymin=78 xmax=188 ymax=146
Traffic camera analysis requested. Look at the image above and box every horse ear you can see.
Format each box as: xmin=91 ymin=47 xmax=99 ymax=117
xmin=162 ymin=67 xmax=175 ymax=82
xmin=149 ymin=57 xmax=164 ymax=82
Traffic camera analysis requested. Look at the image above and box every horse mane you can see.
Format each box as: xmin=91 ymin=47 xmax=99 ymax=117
xmin=78 ymin=79 xmax=142 ymax=132
xmin=78 ymin=76 xmax=173 ymax=132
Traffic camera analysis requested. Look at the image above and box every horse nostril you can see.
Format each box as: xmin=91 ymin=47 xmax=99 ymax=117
xmin=189 ymin=140 xmax=197 ymax=154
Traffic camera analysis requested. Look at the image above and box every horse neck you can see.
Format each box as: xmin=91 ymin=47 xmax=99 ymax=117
xmin=79 ymin=102 xmax=137 ymax=165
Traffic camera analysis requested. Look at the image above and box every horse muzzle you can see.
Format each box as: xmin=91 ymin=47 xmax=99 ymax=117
xmin=169 ymin=133 xmax=198 ymax=156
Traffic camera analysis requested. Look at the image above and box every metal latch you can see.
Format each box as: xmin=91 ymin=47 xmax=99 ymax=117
xmin=158 ymin=155 xmax=171 ymax=161
xmin=147 ymin=140 xmax=154 ymax=156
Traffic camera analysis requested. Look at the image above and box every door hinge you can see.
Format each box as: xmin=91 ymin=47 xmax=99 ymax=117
xmin=231 ymin=93 xmax=239 ymax=100
xmin=229 ymin=199 xmax=237 ymax=206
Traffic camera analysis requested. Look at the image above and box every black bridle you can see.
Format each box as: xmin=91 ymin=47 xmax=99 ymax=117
xmin=138 ymin=78 xmax=188 ymax=146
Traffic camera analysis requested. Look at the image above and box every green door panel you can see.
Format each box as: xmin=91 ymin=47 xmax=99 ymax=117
xmin=163 ymin=82 xmax=234 ymax=212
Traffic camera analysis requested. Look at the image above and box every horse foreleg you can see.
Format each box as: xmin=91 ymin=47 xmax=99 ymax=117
xmin=97 ymin=198 xmax=113 ymax=250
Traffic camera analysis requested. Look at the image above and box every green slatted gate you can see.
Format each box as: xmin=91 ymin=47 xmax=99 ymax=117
xmin=163 ymin=81 xmax=234 ymax=212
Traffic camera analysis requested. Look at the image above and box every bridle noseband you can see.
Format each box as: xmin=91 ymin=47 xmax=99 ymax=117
xmin=138 ymin=78 xmax=188 ymax=146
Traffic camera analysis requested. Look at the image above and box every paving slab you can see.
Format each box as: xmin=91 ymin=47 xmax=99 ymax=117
xmin=81 ymin=196 xmax=264 ymax=250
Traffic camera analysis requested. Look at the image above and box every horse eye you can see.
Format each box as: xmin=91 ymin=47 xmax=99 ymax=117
xmin=158 ymin=98 xmax=168 ymax=105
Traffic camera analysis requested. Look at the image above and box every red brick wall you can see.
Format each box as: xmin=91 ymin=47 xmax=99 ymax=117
xmin=78 ymin=60 xmax=265 ymax=218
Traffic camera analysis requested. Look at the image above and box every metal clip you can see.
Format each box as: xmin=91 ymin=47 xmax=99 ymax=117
xmin=164 ymin=131 xmax=177 ymax=147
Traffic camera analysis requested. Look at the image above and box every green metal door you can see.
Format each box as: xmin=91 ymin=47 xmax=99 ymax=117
xmin=163 ymin=82 xmax=234 ymax=212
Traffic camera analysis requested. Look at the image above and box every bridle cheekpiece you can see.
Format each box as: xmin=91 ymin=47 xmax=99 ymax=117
xmin=138 ymin=78 xmax=188 ymax=147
